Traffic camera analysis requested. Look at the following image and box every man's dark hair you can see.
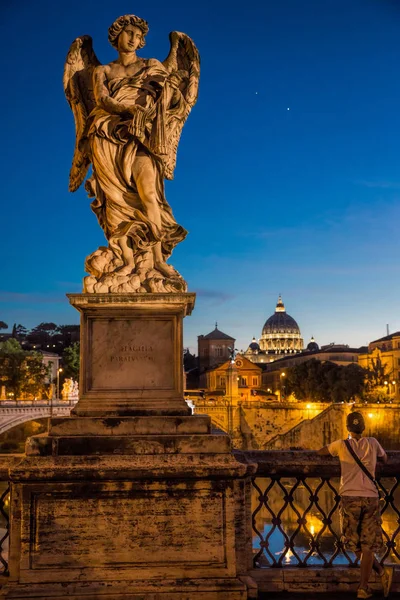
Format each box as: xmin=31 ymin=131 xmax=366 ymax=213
xmin=346 ymin=411 xmax=365 ymax=434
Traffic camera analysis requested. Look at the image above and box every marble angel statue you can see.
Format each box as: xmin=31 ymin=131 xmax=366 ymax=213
xmin=63 ymin=14 xmax=200 ymax=293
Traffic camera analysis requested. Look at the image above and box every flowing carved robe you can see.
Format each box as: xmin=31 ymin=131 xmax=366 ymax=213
xmin=86 ymin=59 xmax=187 ymax=267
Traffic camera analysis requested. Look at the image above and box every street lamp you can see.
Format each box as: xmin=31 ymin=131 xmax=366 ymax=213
xmin=384 ymin=380 xmax=389 ymax=397
xmin=56 ymin=367 xmax=63 ymax=402
xmin=280 ymin=372 xmax=286 ymax=401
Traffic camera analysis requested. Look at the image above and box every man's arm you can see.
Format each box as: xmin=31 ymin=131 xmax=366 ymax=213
xmin=378 ymin=450 xmax=388 ymax=464
xmin=374 ymin=438 xmax=388 ymax=463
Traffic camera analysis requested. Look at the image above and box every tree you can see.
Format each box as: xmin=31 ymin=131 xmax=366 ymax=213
xmin=285 ymin=359 xmax=366 ymax=403
xmin=0 ymin=321 xmax=8 ymax=330
xmin=21 ymin=352 xmax=51 ymax=398
xmin=341 ymin=363 xmax=365 ymax=402
xmin=63 ymin=342 xmax=80 ymax=380
xmin=11 ymin=323 xmax=28 ymax=341
xmin=0 ymin=339 xmax=50 ymax=399
xmin=0 ymin=338 xmax=26 ymax=398
xmin=285 ymin=359 xmax=328 ymax=401
xmin=27 ymin=322 xmax=58 ymax=347
xmin=1 ymin=339 xmax=51 ymax=398
xmin=365 ymin=356 xmax=391 ymax=389
xmin=54 ymin=324 xmax=80 ymax=349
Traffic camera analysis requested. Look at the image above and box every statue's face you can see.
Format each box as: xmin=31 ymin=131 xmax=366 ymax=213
xmin=117 ymin=24 xmax=143 ymax=52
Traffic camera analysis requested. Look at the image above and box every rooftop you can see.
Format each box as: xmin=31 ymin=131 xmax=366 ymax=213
xmin=370 ymin=330 xmax=400 ymax=344
xmin=200 ymin=324 xmax=235 ymax=341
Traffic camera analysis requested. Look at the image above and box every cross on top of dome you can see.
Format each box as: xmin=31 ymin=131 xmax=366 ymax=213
xmin=275 ymin=294 xmax=286 ymax=313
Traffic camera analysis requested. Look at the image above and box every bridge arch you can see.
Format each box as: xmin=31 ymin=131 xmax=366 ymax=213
xmin=0 ymin=407 xmax=72 ymax=435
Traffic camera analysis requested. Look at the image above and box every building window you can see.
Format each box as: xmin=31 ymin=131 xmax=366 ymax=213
xmin=218 ymin=376 xmax=226 ymax=388
xmin=215 ymin=346 xmax=223 ymax=357
xmin=240 ymin=376 xmax=248 ymax=387
xmin=252 ymin=377 xmax=258 ymax=386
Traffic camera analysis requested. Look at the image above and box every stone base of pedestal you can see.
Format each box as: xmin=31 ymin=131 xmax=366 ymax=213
xmin=2 ymin=578 xmax=247 ymax=599
xmin=2 ymin=416 xmax=256 ymax=600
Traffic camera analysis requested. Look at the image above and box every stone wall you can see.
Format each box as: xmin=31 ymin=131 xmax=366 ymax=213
xmin=195 ymin=402 xmax=400 ymax=451
xmin=237 ymin=402 xmax=330 ymax=449
xmin=264 ymin=403 xmax=400 ymax=450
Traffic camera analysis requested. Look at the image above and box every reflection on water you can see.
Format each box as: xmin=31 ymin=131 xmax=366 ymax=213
xmin=252 ymin=477 xmax=400 ymax=567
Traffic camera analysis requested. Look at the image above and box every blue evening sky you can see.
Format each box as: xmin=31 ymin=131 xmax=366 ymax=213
xmin=1 ymin=0 xmax=399 ymax=353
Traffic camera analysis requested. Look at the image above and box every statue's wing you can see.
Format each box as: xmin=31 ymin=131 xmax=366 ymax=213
xmin=162 ymin=32 xmax=200 ymax=180
xmin=63 ymin=35 xmax=101 ymax=192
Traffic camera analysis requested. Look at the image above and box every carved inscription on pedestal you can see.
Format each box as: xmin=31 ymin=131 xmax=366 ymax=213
xmin=90 ymin=318 xmax=174 ymax=390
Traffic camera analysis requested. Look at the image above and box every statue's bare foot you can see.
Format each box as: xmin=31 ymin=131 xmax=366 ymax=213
xmin=115 ymin=264 xmax=134 ymax=276
xmin=154 ymin=261 xmax=179 ymax=278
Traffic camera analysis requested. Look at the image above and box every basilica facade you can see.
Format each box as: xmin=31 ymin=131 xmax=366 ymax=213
xmin=244 ymin=295 xmax=304 ymax=364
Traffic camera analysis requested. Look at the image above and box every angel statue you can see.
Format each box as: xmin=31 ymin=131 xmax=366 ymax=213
xmin=64 ymin=14 xmax=200 ymax=293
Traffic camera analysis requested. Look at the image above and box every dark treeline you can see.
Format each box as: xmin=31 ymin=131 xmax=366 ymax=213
xmin=0 ymin=322 xmax=79 ymax=352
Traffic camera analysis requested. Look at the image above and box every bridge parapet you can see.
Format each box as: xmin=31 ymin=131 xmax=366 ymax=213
xmin=0 ymin=405 xmax=74 ymax=435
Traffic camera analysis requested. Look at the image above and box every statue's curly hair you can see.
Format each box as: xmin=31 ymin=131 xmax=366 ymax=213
xmin=108 ymin=14 xmax=149 ymax=50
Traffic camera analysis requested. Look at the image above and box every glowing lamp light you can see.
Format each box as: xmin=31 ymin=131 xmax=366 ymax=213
xmin=368 ymin=413 xmax=373 ymax=418
xmin=306 ymin=404 xmax=311 ymax=409
xmin=384 ymin=381 xmax=388 ymax=385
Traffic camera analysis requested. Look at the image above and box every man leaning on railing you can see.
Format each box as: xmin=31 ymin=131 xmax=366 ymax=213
xmin=317 ymin=411 xmax=393 ymax=600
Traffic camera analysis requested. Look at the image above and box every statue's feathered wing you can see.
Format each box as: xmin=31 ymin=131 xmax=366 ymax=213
xmin=63 ymin=36 xmax=101 ymax=192
xmin=162 ymin=32 xmax=200 ymax=180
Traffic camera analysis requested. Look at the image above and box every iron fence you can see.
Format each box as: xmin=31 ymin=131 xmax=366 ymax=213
xmin=237 ymin=450 xmax=400 ymax=569
xmin=0 ymin=456 xmax=21 ymax=577
xmin=0 ymin=481 xmax=9 ymax=576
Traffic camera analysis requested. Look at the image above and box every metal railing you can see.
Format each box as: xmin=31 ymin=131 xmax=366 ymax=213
xmin=0 ymin=456 xmax=22 ymax=577
xmin=236 ymin=450 xmax=400 ymax=569
xmin=0 ymin=482 xmax=9 ymax=576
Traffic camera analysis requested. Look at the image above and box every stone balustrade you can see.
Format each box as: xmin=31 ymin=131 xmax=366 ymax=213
xmin=1 ymin=452 xmax=400 ymax=596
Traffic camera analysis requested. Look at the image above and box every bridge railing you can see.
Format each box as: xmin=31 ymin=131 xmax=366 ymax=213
xmin=0 ymin=399 xmax=77 ymax=407
xmin=0 ymin=456 xmax=22 ymax=577
xmin=234 ymin=450 xmax=400 ymax=593
xmin=1 ymin=451 xmax=399 ymax=591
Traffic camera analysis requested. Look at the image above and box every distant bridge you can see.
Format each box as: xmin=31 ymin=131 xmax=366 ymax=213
xmin=0 ymin=401 xmax=76 ymax=435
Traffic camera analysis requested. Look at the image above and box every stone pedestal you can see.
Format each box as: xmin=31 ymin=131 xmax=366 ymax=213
xmin=69 ymin=293 xmax=195 ymax=417
xmin=3 ymin=294 xmax=256 ymax=599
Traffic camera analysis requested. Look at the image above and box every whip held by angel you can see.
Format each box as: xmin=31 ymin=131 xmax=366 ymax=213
xmin=64 ymin=14 xmax=200 ymax=293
